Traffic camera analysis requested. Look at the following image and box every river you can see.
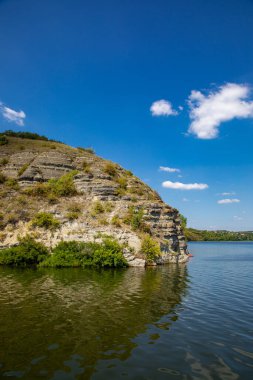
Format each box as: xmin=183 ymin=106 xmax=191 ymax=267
xmin=0 ymin=242 xmax=253 ymax=379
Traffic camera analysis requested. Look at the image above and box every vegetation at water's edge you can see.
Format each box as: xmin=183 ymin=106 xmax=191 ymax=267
xmin=179 ymin=214 xmax=253 ymax=241
xmin=0 ymin=236 xmax=128 ymax=268
xmin=185 ymin=228 xmax=253 ymax=241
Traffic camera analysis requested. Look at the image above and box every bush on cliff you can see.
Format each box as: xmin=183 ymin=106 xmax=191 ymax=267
xmin=0 ymin=236 xmax=49 ymax=266
xmin=32 ymin=212 xmax=60 ymax=230
xmin=40 ymin=238 xmax=128 ymax=268
xmin=141 ymin=235 xmax=161 ymax=264
xmin=24 ymin=171 xmax=78 ymax=199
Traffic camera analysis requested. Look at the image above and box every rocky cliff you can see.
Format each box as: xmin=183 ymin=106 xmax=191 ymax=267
xmin=0 ymin=134 xmax=188 ymax=265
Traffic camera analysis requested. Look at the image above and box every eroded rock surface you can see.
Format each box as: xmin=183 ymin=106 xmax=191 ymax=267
xmin=0 ymin=137 xmax=189 ymax=265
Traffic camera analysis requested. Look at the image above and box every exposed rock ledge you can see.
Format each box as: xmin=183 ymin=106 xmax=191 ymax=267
xmin=0 ymin=136 xmax=189 ymax=266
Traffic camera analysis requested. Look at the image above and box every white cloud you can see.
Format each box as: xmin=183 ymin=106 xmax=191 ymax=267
xmin=233 ymin=215 xmax=243 ymax=220
xmin=150 ymin=99 xmax=178 ymax=116
xmin=0 ymin=103 xmax=26 ymax=126
xmin=217 ymin=198 xmax=240 ymax=204
xmin=188 ymin=83 xmax=253 ymax=139
xmin=182 ymin=197 xmax=189 ymax=202
xmin=162 ymin=181 xmax=208 ymax=190
xmin=221 ymin=192 xmax=236 ymax=196
xmin=159 ymin=166 xmax=180 ymax=173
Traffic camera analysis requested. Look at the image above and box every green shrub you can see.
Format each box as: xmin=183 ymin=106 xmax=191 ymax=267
xmin=18 ymin=163 xmax=29 ymax=176
xmin=0 ymin=136 xmax=8 ymax=145
xmin=67 ymin=203 xmax=82 ymax=213
xmin=82 ymin=160 xmax=91 ymax=173
xmin=0 ymin=158 xmax=9 ymax=166
xmin=91 ymin=201 xmax=104 ymax=216
xmin=16 ymin=196 xmax=27 ymax=205
xmin=40 ymin=238 xmax=127 ymax=268
xmin=66 ymin=211 xmax=80 ymax=221
xmin=104 ymin=202 xmax=114 ymax=212
xmin=124 ymin=206 xmax=144 ymax=231
xmin=0 ymin=173 xmax=6 ymax=184
xmin=99 ymin=218 xmax=109 ymax=226
xmin=111 ymin=215 xmax=121 ymax=227
xmin=104 ymin=162 xmax=117 ymax=177
xmin=141 ymin=235 xmax=161 ymax=263
xmin=6 ymin=213 xmax=19 ymax=225
xmin=47 ymin=171 xmax=78 ymax=197
xmin=77 ymin=147 xmax=95 ymax=154
xmin=32 ymin=212 xmax=60 ymax=230
xmin=116 ymin=176 xmax=128 ymax=196
xmin=125 ymin=170 xmax=133 ymax=176
xmin=5 ymin=178 xmax=19 ymax=190
xmin=0 ymin=236 xmax=49 ymax=267
xmin=25 ymin=171 xmax=78 ymax=199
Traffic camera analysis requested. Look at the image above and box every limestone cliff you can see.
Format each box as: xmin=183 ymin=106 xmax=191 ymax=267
xmin=0 ymin=134 xmax=188 ymax=265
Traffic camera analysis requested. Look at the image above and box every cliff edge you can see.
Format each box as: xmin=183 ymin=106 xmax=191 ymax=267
xmin=0 ymin=132 xmax=188 ymax=266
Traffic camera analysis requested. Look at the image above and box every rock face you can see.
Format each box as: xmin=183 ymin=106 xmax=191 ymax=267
xmin=0 ymin=136 xmax=189 ymax=265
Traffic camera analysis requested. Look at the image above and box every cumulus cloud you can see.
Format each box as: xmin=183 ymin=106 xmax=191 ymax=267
xmin=150 ymin=99 xmax=178 ymax=116
xmin=162 ymin=181 xmax=208 ymax=190
xmin=217 ymin=198 xmax=240 ymax=204
xmin=188 ymin=83 xmax=253 ymax=139
xmin=159 ymin=166 xmax=180 ymax=173
xmin=0 ymin=103 xmax=26 ymax=126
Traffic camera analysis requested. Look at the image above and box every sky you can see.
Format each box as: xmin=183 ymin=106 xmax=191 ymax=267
xmin=0 ymin=0 xmax=253 ymax=231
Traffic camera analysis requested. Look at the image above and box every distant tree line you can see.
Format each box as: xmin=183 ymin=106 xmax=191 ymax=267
xmin=185 ymin=228 xmax=253 ymax=241
xmin=179 ymin=214 xmax=253 ymax=241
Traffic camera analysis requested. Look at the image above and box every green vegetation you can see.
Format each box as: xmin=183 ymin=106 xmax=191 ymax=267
xmin=180 ymin=214 xmax=187 ymax=230
xmin=0 ymin=236 xmax=49 ymax=267
xmin=40 ymin=238 xmax=127 ymax=268
xmin=66 ymin=211 xmax=80 ymax=221
xmin=77 ymin=146 xmax=95 ymax=154
xmin=104 ymin=162 xmax=117 ymax=177
xmin=0 ymin=173 xmax=6 ymax=184
xmin=47 ymin=171 xmax=78 ymax=197
xmin=141 ymin=235 xmax=161 ymax=264
xmin=0 ymin=236 xmax=127 ymax=268
xmin=0 ymin=135 xmax=8 ymax=145
xmin=24 ymin=171 xmax=78 ymax=198
xmin=5 ymin=178 xmax=19 ymax=190
xmin=185 ymin=228 xmax=253 ymax=241
xmin=91 ymin=201 xmax=105 ymax=216
xmin=0 ymin=130 xmax=62 ymax=143
xmin=65 ymin=203 xmax=82 ymax=220
xmin=0 ymin=158 xmax=9 ymax=166
xmin=111 ymin=215 xmax=121 ymax=227
xmin=18 ymin=163 xmax=29 ymax=176
xmin=82 ymin=160 xmax=91 ymax=173
xmin=32 ymin=212 xmax=60 ymax=230
xmin=123 ymin=206 xmax=151 ymax=233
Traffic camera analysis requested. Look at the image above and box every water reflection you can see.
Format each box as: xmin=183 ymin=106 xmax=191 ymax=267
xmin=0 ymin=265 xmax=188 ymax=379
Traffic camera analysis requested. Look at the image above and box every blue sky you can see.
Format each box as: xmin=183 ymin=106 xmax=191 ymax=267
xmin=0 ymin=0 xmax=253 ymax=230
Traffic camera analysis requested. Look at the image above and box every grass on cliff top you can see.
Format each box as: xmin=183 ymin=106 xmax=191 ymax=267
xmin=0 ymin=236 xmax=128 ymax=268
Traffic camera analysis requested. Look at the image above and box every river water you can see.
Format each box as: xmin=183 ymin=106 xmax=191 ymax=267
xmin=0 ymin=242 xmax=253 ymax=379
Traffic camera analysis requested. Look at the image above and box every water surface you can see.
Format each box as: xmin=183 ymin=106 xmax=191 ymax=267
xmin=0 ymin=242 xmax=253 ymax=379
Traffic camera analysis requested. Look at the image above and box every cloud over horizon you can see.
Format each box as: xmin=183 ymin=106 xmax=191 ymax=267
xmin=159 ymin=166 xmax=180 ymax=173
xmin=162 ymin=181 xmax=208 ymax=190
xmin=150 ymin=99 xmax=178 ymax=116
xmin=217 ymin=198 xmax=240 ymax=204
xmin=0 ymin=102 xmax=26 ymax=126
xmin=188 ymin=83 xmax=253 ymax=139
